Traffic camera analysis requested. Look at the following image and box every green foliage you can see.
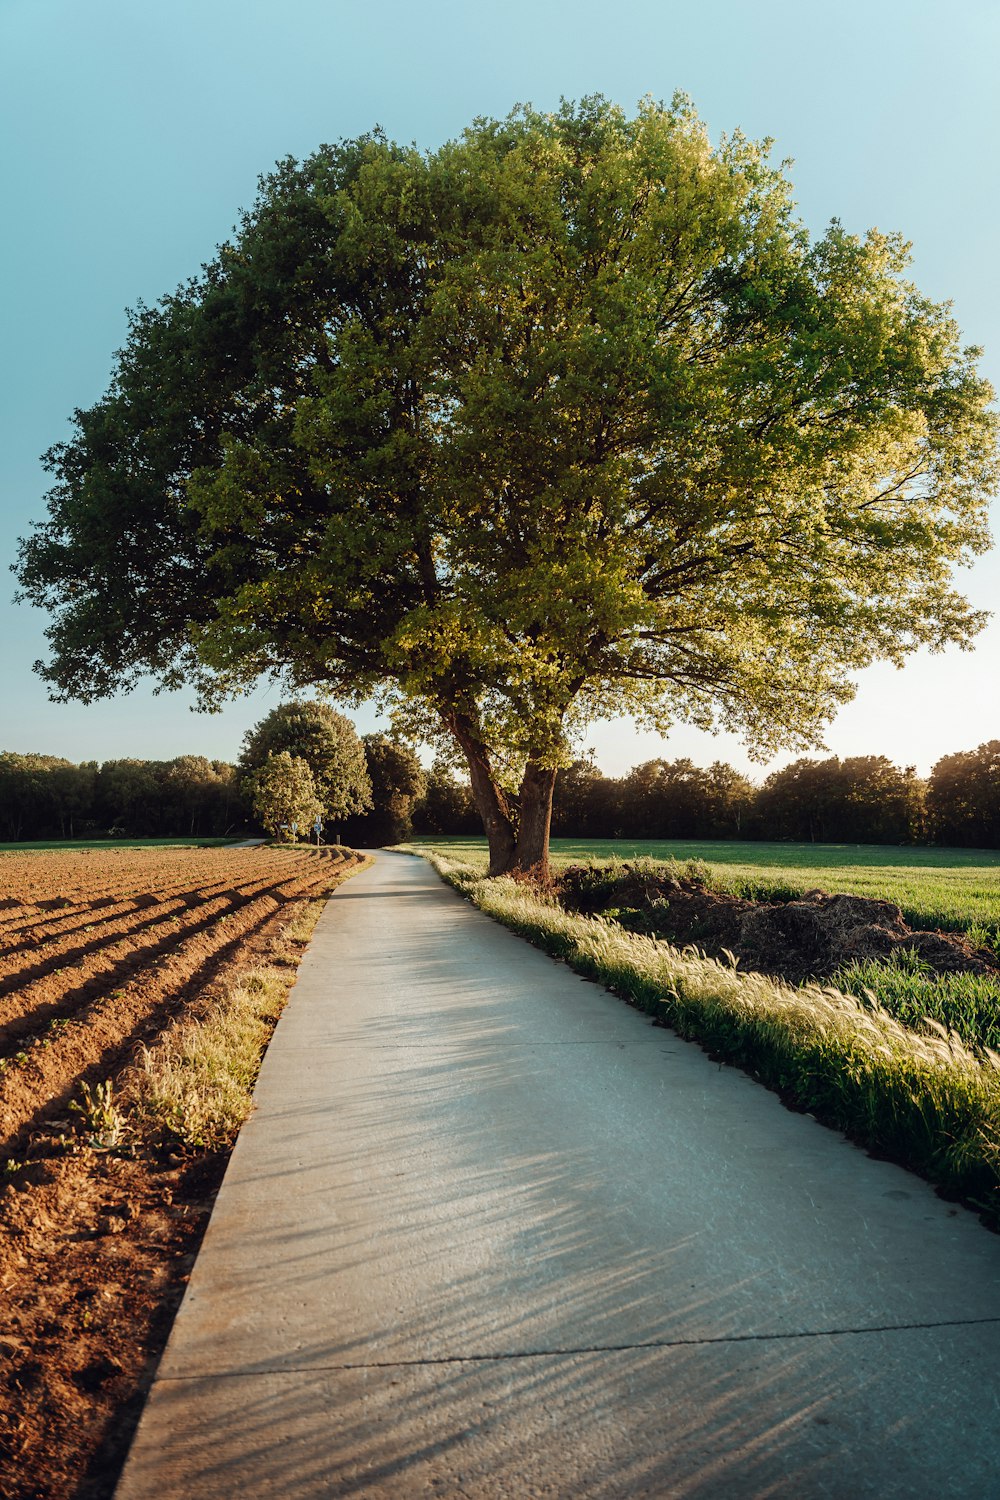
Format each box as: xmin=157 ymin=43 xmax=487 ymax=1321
xmin=238 ymin=700 xmax=371 ymax=824
xmin=16 ymin=96 xmax=998 ymax=874
xmin=411 ymin=757 xmax=479 ymax=835
xmin=244 ymin=751 xmax=324 ymax=839
xmin=756 ymin=756 xmax=926 ymax=843
xmin=344 ymin=734 xmax=426 ymax=844
xmin=927 ymin=741 xmax=1000 ymax=847
xmin=0 ymin=752 xmax=95 ymax=840
xmin=0 ymin=751 xmax=241 ymax=840
xmin=69 ymin=1078 xmax=125 ymax=1150
xmin=615 ymin=758 xmax=756 ymax=840
xmin=830 ymin=949 xmax=1000 ymax=1055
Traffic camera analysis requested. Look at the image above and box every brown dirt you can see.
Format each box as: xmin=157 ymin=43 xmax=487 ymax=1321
xmin=0 ymin=843 xmax=365 ymax=1500
xmin=558 ymin=867 xmax=999 ymax=985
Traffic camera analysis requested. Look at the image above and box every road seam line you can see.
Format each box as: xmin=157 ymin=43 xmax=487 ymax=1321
xmin=153 ymin=1313 xmax=1000 ymax=1381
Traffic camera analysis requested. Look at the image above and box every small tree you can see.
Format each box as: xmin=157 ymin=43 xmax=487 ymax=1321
xmin=238 ymin=701 xmax=371 ymax=828
xmin=345 ymin=734 xmax=427 ymax=845
xmin=245 ymin=752 xmax=323 ymax=841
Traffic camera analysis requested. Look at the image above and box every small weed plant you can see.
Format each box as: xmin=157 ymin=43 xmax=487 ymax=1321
xmin=70 ymin=1079 xmax=126 ymax=1150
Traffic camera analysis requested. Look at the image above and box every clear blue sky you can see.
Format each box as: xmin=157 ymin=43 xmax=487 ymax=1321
xmin=2 ymin=0 xmax=998 ymax=777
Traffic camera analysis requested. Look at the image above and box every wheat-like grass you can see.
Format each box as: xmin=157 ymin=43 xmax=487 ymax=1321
xmin=118 ymin=874 xmax=353 ymax=1149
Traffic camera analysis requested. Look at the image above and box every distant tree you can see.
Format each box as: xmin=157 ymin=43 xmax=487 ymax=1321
xmin=0 ymin=752 xmax=81 ymax=840
xmin=245 ymin=752 xmax=323 ymax=841
xmin=345 ymin=735 xmax=427 ymax=846
xmin=552 ymin=759 xmax=619 ymax=838
xmin=927 ymin=742 xmax=1000 ymax=847
xmin=94 ymin=759 xmax=164 ymax=836
xmin=413 ymin=759 xmax=480 ymax=835
xmin=238 ymin=701 xmax=371 ymax=830
xmin=836 ymin=756 xmax=926 ymax=843
xmin=615 ymin=758 xmax=750 ymax=840
xmin=755 ymin=756 xmax=923 ymax=843
xmin=160 ymin=755 xmax=243 ymax=836
xmin=47 ymin=760 xmax=99 ymax=838
xmin=703 ymin=762 xmax=756 ymax=838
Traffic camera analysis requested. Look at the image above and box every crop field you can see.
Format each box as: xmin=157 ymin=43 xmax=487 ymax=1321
xmin=0 ymin=842 xmax=360 ymax=1159
xmin=0 ymin=841 xmax=364 ymax=1500
xmin=403 ymin=836 xmax=1000 ymax=944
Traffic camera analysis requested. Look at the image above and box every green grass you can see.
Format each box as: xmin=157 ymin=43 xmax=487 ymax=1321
xmin=831 ymin=950 xmax=1000 ymax=1055
xmin=0 ymin=836 xmax=244 ymax=853
xmin=417 ymin=848 xmax=1000 ymax=1223
xmin=402 ymin=836 xmax=1000 ymax=945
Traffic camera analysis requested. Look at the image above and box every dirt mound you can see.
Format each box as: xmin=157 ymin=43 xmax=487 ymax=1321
xmin=738 ymin=890 xmax=996 ymax=979
xmin=558 ymin=867 xmax=997 ymax=984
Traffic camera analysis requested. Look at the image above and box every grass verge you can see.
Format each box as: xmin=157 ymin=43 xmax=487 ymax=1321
xmin=830 ymin=950 xmax=1000 ymax=1055
xmin=420 ymin=849 xmax=1000 ymax=1225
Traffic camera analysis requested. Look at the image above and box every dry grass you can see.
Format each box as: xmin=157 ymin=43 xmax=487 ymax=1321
xmin=117 ymin=875 xmax=357 ymax=1149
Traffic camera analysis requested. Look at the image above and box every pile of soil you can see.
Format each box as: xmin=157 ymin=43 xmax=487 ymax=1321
xmin=0 ymin=843 xmax=365 ymax=1500
xmin=558 ymin=866 xmax=998 ymax=986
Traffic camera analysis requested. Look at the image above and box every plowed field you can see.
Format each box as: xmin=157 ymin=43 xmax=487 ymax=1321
xmin=0 ymin=842 xmax=366 ymax=1500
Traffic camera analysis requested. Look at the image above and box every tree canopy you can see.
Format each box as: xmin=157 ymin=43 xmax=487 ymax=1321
xmin=237 ymin=699 xmax=371 ymax=826
xmin=16 ymin=95 xmax=997 ymax=875
xmin=245 ymin=752 xmax=324 ymax=841
xmin=344 ymin=733 xmax=427 ymax=845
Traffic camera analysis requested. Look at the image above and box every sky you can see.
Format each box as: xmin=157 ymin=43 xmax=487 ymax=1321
xmin=1 ymin=0 xmax=998 ymax=780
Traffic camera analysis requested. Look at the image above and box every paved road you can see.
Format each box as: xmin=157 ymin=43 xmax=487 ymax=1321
xmin=116 ymin=851 xmax=1000 ymax=1498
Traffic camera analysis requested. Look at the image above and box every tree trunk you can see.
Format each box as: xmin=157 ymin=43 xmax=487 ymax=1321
xmin=443 ymin=710 xmax=559 ymax=882
xmin=446 ymin=714 xmax=517 ymax=875
xmin=511 ymin=760 xmax=557 ymax=882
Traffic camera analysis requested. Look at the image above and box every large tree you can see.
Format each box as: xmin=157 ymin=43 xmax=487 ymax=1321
xmin=15 ymin=97 xmax=997 ymax=877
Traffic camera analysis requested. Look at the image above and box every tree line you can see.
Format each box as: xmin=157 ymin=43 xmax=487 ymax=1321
xmin=0 ymin=754 xmax=243 ymax=841
xmin=542 ymin=747 xmax=1000 ymax=848
xmin=2 ymin=730 xmax=998 ymax=849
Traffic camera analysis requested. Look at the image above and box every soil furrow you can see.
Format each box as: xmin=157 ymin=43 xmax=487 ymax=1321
xmin=0 ymin=867 xmax=349 ymax=1155
xmin=2 ymin=900 xmax=288 ymax=1158
xmin=0 ymin=854 xmax=340 ymax=1031
xmin=0 ymin=890 xmax=260 ymax=1035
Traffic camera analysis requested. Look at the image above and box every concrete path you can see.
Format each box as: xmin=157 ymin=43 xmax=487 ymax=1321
xmin=116 ymin=851 xmax=1000 ymax=1499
